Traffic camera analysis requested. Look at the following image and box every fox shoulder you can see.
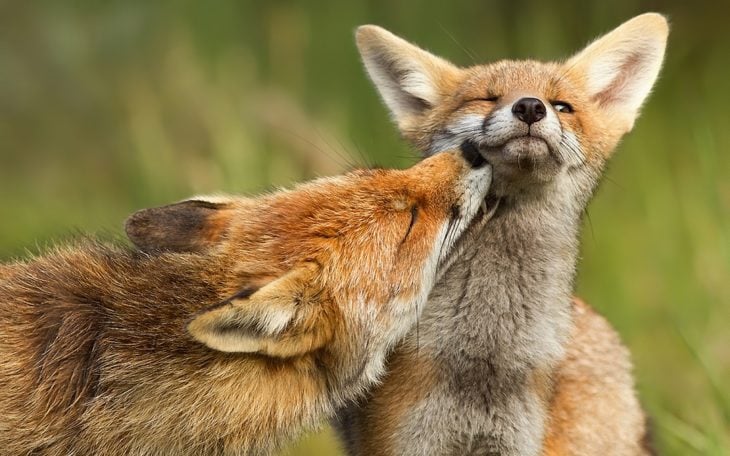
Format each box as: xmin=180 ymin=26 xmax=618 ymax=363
xmin=542 ymin=299 xmax=651 ymax=456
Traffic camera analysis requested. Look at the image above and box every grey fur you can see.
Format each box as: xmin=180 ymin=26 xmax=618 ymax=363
xmin=337 ymin=161 xmax=600 ymax=455
xmin=339 ymin=17 xmax=667 ymax=455
xmin=336 ymin=66 xmax=605 ymax=453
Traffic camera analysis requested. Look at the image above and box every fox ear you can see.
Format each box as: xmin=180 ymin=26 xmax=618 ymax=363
xmin=125 ymin=196 xmax=235 ymax=253
xmin=187 ymin=263 xmax=332 ymax=358
xmin=566 ymin=13 xmax=669 ymax=132
xmin=356 ymin=25 xmax=461 ymax=132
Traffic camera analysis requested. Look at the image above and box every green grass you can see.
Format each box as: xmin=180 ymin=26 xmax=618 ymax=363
xmin=1 ymin=1 xmax=728 ymax=454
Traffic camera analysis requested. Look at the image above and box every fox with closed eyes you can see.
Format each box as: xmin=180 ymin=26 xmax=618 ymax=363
xmin=0 ymin=150 xmax=491 ymax=455
xmin=336 ymin=13 xmax=668 ymax=456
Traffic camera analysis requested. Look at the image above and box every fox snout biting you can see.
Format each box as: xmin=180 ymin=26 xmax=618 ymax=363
xmin=0 ymin=149 xmax=490 ymax=455
xmin=171 ymin=151 xmax=492 ymax=362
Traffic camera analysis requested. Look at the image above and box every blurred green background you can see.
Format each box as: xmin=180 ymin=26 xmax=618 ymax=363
xmin=1 ymin=1 xmax=728 ymax=454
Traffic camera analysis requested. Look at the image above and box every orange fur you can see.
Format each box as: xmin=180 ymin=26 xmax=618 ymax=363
xmin=542 ymin=299 xmax=652 ymax=456
xmin=0 ymin=151 xmax=489 ymax=455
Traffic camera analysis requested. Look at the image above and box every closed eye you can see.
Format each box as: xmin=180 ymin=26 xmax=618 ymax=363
xmin=469 ymin=95 xmax=499 ymax=103
xmin=403 ymin=205 xmax=419 ymax=242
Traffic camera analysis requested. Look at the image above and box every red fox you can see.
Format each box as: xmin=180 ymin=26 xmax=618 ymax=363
xmin=336 ymin=13 xmax=668 ymax=456
xmin=0 ymin=151 xmax=491 ymax=455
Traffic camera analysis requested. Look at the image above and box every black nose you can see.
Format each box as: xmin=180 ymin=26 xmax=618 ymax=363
xmin=512 ymin=97 xmax=546 ymax=125
xmin=459 ymin=141 xmax=487 ymax=168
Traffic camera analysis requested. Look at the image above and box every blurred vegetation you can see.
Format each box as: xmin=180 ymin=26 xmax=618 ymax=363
xmin=1 ymin=1 xmax=729 ymax=454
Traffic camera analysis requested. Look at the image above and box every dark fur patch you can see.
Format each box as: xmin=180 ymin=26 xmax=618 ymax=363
xmin=185 ymin=285 xmax=263 ymax=336
xmin=125 ymin=200 xmax=227 ymax=253
xmin=200 ymin=286 xmax=260 ymax=315
xmin=230 ymin=287 xmax=258 ymax=301
xmin=450 ymin=204 xmax=461 ymax=220
xmin=460 ymin=140 xmax=487 ymax=168
xmin=641 ymin=415 xmax=659 ymax=455
xmin=214 ymin=320 xmax=267 ymax=338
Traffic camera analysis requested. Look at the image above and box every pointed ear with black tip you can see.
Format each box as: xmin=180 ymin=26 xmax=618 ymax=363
xmin=356 ymin=25 xmax=461 ymax=133
xmin=187 ymin=262 xmax=332 ymax=358
xmin=566 ymin=13 xmax=669 ymax=133
xmin=125 ymin=196 xmax=235 ymax=253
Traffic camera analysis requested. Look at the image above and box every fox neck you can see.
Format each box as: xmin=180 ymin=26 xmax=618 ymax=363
xmin=333 ymin=295 xmax=430 ymax=403
xmin=419 ymin=168 xmax=595 ymax=379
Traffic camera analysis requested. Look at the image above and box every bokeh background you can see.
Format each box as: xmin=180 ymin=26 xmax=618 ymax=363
xmin=1 ymin=1 xmax=728 ymax=454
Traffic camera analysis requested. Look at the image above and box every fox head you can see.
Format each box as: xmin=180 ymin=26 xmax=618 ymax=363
xmin=356 ymin=13 xmax=668 ymax=197
xmin=125 ymin=151 xmax=490 ymax=380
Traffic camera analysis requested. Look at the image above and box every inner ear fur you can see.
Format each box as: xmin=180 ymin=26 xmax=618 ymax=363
xmin=125 ymin=197 xmax=234 ymax=253
xmin=356 ymin=25 xmax=461 ymax=131
xmin=566 ymin=13 xmax=669 ymax=132
xmin=187 ymin=262 xmax=334 ymax=358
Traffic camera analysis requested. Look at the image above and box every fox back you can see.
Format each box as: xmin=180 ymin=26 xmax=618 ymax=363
xmin=337 ymin=13 xmax=667 ymax=456
xmin=0 ymin=151 xmax=490 ymax=455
